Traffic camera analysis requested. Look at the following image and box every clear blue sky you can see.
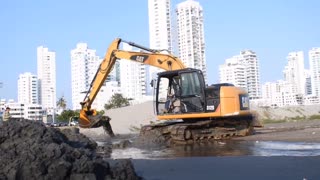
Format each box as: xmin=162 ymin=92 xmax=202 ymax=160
xmin=0 ymin=0 xmax=319 ymax=107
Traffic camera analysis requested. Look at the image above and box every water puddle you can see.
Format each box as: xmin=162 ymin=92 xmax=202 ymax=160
xmin=253 ymin=141 xmax=320 ymax=156
xmin=109 ymin=140 xmax=320 ymax=159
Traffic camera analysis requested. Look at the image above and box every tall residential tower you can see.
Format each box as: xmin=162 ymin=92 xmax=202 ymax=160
xmin=283 ymin=51 xmax=305 ymax=95
xmin=120 ymin=43 xmax=148 ymax=104
xmin=148 ymin=0 xmax=173 ymax=95
xmin=176 ymin=0 xmax=207 ymax=83
xmin=37 ymin=46 xmax=56 ymax=111
xmin=309 ymin=48 xmax=320 ymax=98
xmin=71 ymin=43 xmax=119 ymax=110
xmin=71 ymin=43 xmax=101 ymax=110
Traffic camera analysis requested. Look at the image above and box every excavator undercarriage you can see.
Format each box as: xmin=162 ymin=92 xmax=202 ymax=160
xmin=139 ymin=115 xmax=255 ymax=144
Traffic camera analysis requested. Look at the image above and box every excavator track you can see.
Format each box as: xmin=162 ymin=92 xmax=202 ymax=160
xmin=139 ymin=116 xmax=255 ymax=144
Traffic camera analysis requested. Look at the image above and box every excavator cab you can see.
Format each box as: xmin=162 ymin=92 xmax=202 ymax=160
xmin=155 ymin=68 xmax=206 ymax=115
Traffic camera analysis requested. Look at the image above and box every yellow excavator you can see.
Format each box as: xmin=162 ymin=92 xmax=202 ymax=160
xmin=79 ymin=38 xmax=259 ymax=143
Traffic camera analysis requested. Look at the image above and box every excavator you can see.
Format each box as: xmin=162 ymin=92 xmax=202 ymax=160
xmin=78 ymin=38 xmax=258 ymax=144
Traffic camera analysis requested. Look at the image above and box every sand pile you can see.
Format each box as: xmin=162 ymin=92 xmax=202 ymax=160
xmin=80 ymin=101 xmax=156 ymax=137
xmin=0 ymin=119 xmax=141 ymax=180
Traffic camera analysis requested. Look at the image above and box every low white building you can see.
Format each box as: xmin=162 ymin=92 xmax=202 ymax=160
xmin=304 ymin=95 xmax=320 ymax=105
xmin=4 ymin=101 xmax=44 ymax=121
xmin=261 ymin=79 xmax=319 ymax=107
xmin=219 ymin=57 xmax=247 ymax=89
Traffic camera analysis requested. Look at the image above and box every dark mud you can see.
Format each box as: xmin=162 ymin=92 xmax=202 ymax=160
xmin=0 ymin=119 xmax=141 ymax=180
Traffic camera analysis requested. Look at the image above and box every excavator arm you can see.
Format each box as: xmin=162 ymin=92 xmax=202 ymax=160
xmin=79 ymin=38 xmax=185 ymax=134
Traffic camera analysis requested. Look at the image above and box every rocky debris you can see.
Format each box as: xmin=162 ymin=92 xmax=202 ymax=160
xmin=96 ymin=145 xmax=113 ymax=158
xmin=112 ymin=140 xmax=132 ymax=149
xmin=0 ymin=119 xmax=142 ymax=180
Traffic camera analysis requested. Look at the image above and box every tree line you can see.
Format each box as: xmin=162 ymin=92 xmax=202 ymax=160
xmin=55 ymin=93 xmax=131 ymax=122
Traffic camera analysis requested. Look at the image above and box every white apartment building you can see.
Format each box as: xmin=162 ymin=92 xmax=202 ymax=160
xmin=309 ymin=48 xmax=320 ymax=98
xmin=219 ymin=50 xmax=261 ymax=100
xmin=304 ymin=95 xmax=320 ymax=105
xmin=148 ymin=0 xmax=173 ymax=95
xmin=71 ymin=43 xmax=119 ymax=110
xmin=3 ymin=101 xmax=44 ymax=121
xmin=37 ymin=46 xmax=56 ymax=113
xmin=176 ymin=0 xmax=207 ymax=83
xmin=283 ymin=51 xmax=305 ymax=95
xmin=262 ymin=80 xmax=303 ymax=107
xmin=18 ymin=72 xmax=39 ymax=104
xmin=71 ymin=43 xmax=100 ymax=110
xmin=239 ymin=50 xmax=261 ymax=99
xmin=219 ymin=57 xmax=247 ymax=89
xmin=120 ymin=43 xmax=149 ymax=104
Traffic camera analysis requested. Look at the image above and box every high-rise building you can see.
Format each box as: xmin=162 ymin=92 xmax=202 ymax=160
xmin=309 ymin=48 xmax=320 ymax=97
xmin=283 ymin=51 xmax=305 ymax=95
xmin=239 ymin=50 xmax=261 ymax=99
xmin=37 ymin=46 xmax=56 ymax=112
xmin=176 ymin=0 xmax=207 ymax=83
xmin=148 ymin=0 xmax=173 ymax=95
xmin=71 ymin=43 xmax=100 ymax=110
xmin=17 ymin=72 xmax=39 ymax=104
xmin=71 ymin=43 xmax=119 ymax=110
xmin=219 ymin=50 xmax=261 ymax=99
xmin=120 ymin=43 xmax=148 ymax=104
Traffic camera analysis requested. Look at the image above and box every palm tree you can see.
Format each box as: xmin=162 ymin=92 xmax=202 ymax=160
xmin=56 ymin=96 xmax=67 ymax=110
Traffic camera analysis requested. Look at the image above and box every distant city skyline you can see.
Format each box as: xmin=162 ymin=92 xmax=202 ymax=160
xmin=1 ymin=0 xmax=319 ymax=108
xmin=260 ymin=49 xmax=320 ymax=107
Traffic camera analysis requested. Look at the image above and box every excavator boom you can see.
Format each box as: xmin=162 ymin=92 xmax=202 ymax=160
xmin=79 ymin=38 xmax=185 ymax=131
xmin=81 ymin=38 xmax=185 ymax=111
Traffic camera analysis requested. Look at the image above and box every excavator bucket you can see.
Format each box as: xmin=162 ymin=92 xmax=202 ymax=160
xmin=79 ymin=109 xmax=115 ymax=137
xmin=79 ymin=109 xmax=97 ymax=128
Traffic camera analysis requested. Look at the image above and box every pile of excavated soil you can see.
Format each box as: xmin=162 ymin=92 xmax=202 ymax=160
xmin=0 ymin=119 xmax=141 ymax=180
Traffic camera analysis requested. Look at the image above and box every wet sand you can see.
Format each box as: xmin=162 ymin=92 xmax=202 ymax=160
xmin=132 ymin=156 xmax=320 ymax=180
xmin=236 ymin=119 xmax=320 ymax=142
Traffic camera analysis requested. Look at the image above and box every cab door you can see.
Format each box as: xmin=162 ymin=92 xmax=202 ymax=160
xmin=178 ymin=70 xmax=206 ymax=113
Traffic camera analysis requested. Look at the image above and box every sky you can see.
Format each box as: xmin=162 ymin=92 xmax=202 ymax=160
xmin=0 ymin=0 xmax=319 ymax=108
